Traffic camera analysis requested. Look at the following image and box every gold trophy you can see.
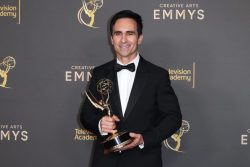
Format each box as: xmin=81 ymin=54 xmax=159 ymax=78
xmin=85 ymin=78 xmax=132 ymax=152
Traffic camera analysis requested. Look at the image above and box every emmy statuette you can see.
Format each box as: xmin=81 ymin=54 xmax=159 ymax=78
xmin=85 ymin=79 xmax=133 ymax=153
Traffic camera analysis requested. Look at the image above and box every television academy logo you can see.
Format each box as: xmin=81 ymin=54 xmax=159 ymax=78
xmin=0 ymin=0 xmax=21 ymax=24
xmin=163 ymin=120 xmax=190 ymax=152
xmin=0 ymin=56 xmax=16 ymax=88
xmin=168 ymin=62 xmax=196 ymax=88
xmin=74 ymin=128 xmax=97 ymax=141
xmin=77 ymin=0 xmax=103 ymax=28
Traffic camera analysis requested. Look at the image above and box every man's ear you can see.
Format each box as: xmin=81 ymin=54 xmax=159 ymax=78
xmin=138 ymin=35 xmax=143 ymax=45
xmin=110 ymin=36 xmax=114 ymax=45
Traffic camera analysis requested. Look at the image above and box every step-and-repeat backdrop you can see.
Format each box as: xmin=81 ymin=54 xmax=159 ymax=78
xmin=1 ymin=0 xmax=249 ymax=167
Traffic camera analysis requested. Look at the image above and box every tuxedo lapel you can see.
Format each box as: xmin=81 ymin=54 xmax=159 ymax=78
xmin=105 ymin=61 xmax=123 ymax=120
xmin=111 ymin=73 xmax=124 ymax=120
xmin=123 ymin=57 xmax=148 ymax=121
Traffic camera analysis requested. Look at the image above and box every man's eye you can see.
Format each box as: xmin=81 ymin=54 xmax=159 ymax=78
xmin=114 ymin=32 xmax=122 ymax=36
xmin=128 ymin=32 xmax=135 ymax=35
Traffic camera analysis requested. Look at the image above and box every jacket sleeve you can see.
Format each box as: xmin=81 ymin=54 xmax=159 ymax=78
xmin=142 ymin=70 xmax=182 ymax=149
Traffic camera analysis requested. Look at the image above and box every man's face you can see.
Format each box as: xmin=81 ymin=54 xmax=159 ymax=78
xmin=111 ymin=18 xmax=143 ymax=60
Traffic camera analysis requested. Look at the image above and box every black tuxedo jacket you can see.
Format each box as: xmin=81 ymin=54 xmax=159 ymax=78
xmin=80 ymin=57 xmax=182 ymax=167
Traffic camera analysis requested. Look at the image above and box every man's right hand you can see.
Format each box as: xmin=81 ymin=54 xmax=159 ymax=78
xmin=100 ymin=115 xmax=120 ymax=134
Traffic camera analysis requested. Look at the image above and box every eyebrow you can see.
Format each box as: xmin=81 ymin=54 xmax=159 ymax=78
xmin=113 ymin=30 xmax=136 ymax=34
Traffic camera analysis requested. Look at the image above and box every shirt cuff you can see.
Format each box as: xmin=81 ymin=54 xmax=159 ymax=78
xmin=98 ymin=120 xmax=108 ymax=136
xmin=139 ymin=143 xmax=144 ymax=149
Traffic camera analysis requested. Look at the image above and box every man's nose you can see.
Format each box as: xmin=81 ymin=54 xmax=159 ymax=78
xmin=121 ymin=34 xmax=127 ymax=43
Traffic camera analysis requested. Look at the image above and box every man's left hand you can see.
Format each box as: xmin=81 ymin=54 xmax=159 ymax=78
xmin=116 ymin=132 xmax=144 ymax=151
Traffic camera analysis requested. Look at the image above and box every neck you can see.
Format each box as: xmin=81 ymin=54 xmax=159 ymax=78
xmin=117 ymin=53 xmax=138 ymax=64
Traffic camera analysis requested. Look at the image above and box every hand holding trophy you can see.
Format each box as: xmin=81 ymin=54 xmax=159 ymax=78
xmin=85 ymin=78 xmax=132 ymax=153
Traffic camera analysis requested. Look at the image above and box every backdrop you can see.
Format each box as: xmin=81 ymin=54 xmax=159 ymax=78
xmin=1 ymin=0 xmax=250 ymax=167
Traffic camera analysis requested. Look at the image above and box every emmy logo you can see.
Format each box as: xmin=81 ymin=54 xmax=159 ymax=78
xmin=164 ymin=120 xmax=190 ymax=152
xmin=77 ymin=0 xmax=104 ymax=28
xmin=85 ymin=78 xmax=132 ymax=153
xmin=0 ymin=56 xmax=16 ymax=88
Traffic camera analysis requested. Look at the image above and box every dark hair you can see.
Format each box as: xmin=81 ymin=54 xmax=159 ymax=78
xmin=109 ymin=10 xmax=143 ymax=36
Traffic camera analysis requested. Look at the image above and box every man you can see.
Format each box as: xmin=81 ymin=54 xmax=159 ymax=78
xmin=81 ymin=10 xmax=182 ymax=167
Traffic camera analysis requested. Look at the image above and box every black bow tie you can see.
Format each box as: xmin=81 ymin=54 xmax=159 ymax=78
xmin=114 ymin=63 xmax=135 ymax=72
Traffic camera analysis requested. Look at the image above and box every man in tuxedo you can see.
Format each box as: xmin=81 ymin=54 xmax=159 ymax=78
xmin=81 ymin=10 xmax=182 ymax=167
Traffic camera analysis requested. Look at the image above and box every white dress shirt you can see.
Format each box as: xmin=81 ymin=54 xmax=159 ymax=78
xmin=116 ymin=54 xmax=140 ymax=116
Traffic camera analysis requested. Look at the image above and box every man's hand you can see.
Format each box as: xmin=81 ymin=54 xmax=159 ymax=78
xmin=100 ymin=115 xmax=120 ymax=134
xmin=116 ymin=132 xmax=144 ymax=151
